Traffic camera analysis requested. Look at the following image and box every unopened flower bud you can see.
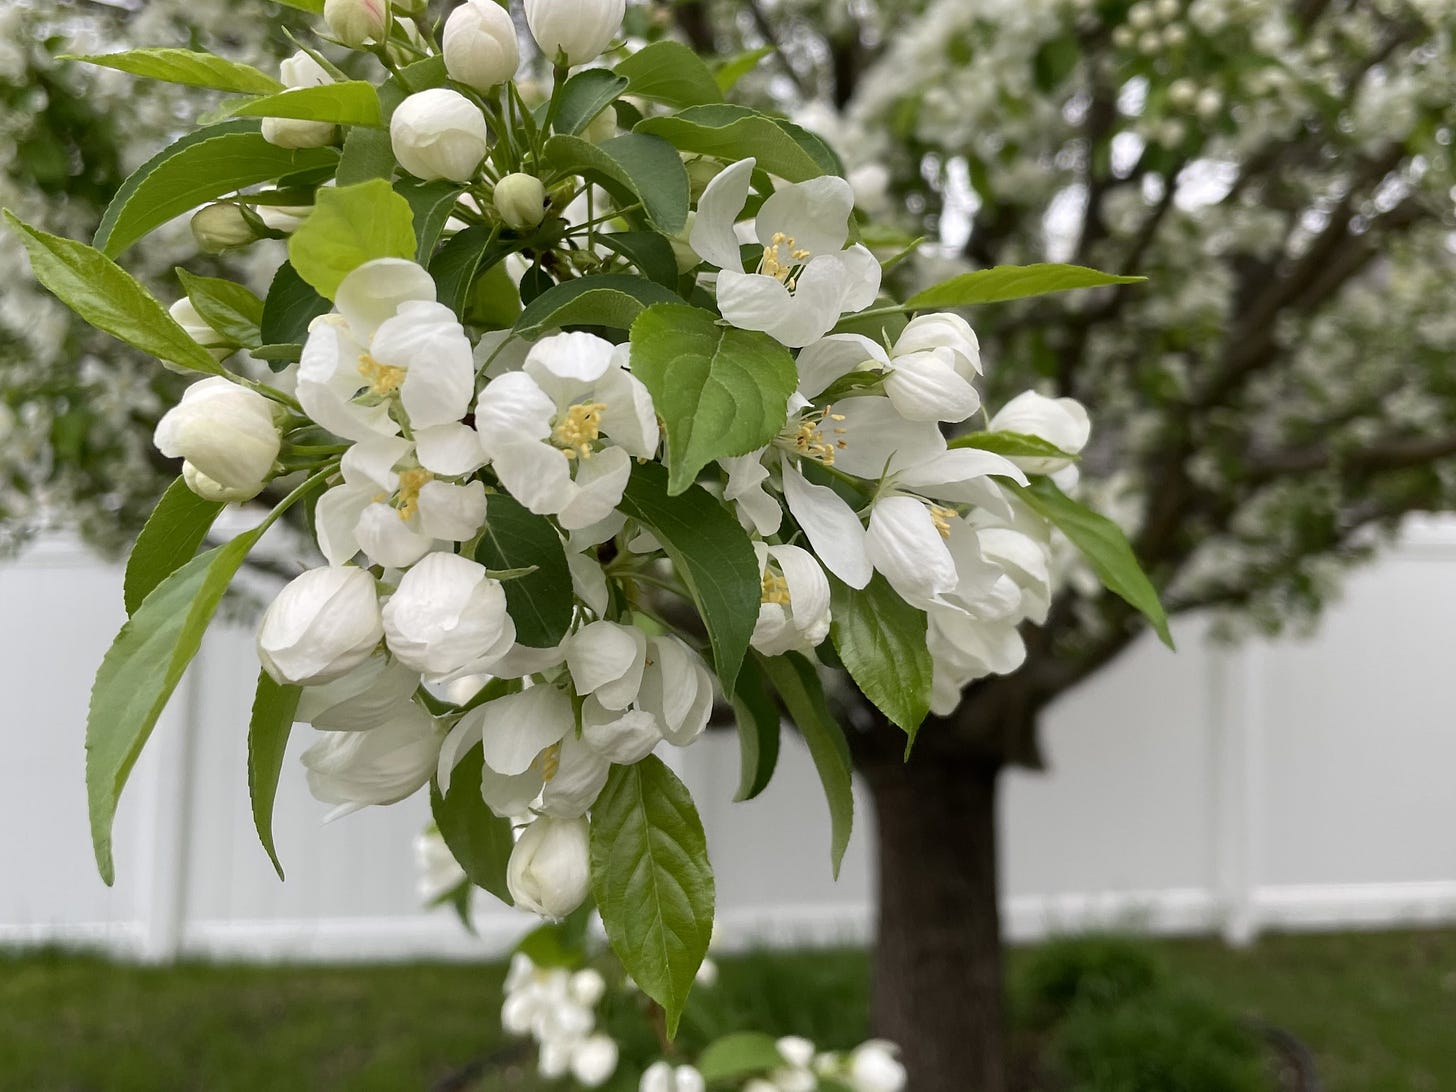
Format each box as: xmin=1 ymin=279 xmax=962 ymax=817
xmin=493 ymin=172 xmax=548 ymax=230
xmin=190 ymin=203 xmax=257 ymax=253
xmin=168 ymin=298 xmax=231 ymax=361
xmin=507 ymin=815 xmax=591 ymax=919
xmin=390 ymin=88 xmax=491 ymax=182
xmin=154 ymin=377 xmax=280 ymax=498
xmin=258 ymin=567 xmax=384 ymax=686
xmin=987 ymin=390 xmax=1092 ymax=473
xmin=324 ymin=0 xmax=390 ymax=48
xmin=524 ymin=0 xmax=625 ymax=67
xmin=582 ymin=106 xmax=617 ymax=144
xmin=262 ymin=51 xmax=336 ymax=149
xmin=444 ymin=0 xmax=520 ymax=92
xmin=182 ymin=461 xmax=256 ymax=504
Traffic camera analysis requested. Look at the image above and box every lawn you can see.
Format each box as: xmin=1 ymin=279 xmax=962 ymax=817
xmin=0 ymin=929 xmax=1453 ymax=1091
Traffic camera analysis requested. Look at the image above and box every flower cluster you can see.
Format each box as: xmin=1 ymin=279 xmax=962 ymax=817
xmin=128 ymin=0 xmax=1099 ymax=927
xmin=502 ymin=953 xmax=619 ymax=1087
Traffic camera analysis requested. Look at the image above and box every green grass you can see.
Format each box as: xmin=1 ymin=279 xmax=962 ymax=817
xmin=0 ymin=930 xmax=1453 ymax=1091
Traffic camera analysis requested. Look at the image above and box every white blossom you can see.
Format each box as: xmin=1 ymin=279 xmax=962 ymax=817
xmin=752 ymin=542 xmax=832 ymax=655
xmin=153 ymin=377 xmax=279 ymax=500
xmin=258 ymin=567 xmax=383 ymax=686
xmin=690 ymin=158 xmax=881 ymax=347
xmin=443 ymin=0 xmax=520 ymax=92
xmin=524 ymin=0 xmax=624 ymax=67
xmin=390 ymin=89 xmax=490 ymax=182
xmin=381 ymin=551 xmax=516 ymax=678
xmin=476 ymin=332 xmax=658 ymax=529
xmin=507 ymin=815 xmax=592 ymax=919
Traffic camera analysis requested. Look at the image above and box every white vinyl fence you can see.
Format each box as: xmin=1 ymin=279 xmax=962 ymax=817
xmin=3 ymin=519 xmax=1455 ymax=962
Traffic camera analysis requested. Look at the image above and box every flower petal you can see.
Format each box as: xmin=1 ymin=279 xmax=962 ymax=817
xmin=558 ymin=445 xmax=630 ymax=530
xmin=754 ymin=175 xmax=854 ymax=259
xmin=796 ymin=334 xmax=888 ymax=401
xmin=689 ymin=157 xmax=756 ymax=272
xmin=864 ymin=495 xmax=958 ymax=609
xmin=883 ymin=348 xmax=981 ymax=423
xmin=415 ymin=422 xmax=486 ymax=476
xmin=416 ymin=479 xmax=487 ymax=541
xmin=781 ymin=460 xmax=871 ymax=588
xmin=335 ymin=258 xmax=437 ymax=338
xmin=475 ymin=685 xmax=573 ymax=776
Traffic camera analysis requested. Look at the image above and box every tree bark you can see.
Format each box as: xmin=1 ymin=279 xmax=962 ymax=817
xmin=863 ymin=750 xmax=1006 ymax=1092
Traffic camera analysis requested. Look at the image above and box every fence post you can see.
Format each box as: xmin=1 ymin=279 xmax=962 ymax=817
xmin=1212 ymin=641 xmax=1264 ymax=946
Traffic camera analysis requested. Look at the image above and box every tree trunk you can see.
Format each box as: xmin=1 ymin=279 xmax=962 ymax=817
xmin=864 ymin=752 xmax=1007 ymax=1092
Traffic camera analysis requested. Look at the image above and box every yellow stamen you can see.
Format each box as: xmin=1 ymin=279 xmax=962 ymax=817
xmin=758 ymin=231 xmax=811 ymax=284
xmin=358 ymin=353 xmax=406 ymax=396
xmin=761 ymin=569 xmax=791 ymax=606
xmin=396 ymin=468 xmax=432 ymax=521
xmin=929 ymin=503 xmax=957 ymax=540
xmin=535 ymin=743 xmax=562 ymax=783
xmin=785 ymin=405 xmax=845 ymax=465
xmin=552 ymin=401 xmax=607 ymax=460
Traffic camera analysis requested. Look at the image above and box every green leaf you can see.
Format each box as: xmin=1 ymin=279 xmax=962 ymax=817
xmin=829 ymin=574 xmax=932 ymax=748
xmin=1012 ymin=477 xmax=1174 ymax=649
xmin=553 ymin=69 xmax=628 ymax=135
xmin=5 ymin=213 xmax=223 ymax=375
xmin=757 ymin=652 xmax=854 ymax=877
xmin=950 ymin=430 xmax=1077 ymax=461
xmin=730 ymin=655 xmax=781 ymax=802
xmin=260 ymin=261 xmax=330 ymax=349
xmin=636 ymin=105 xmax=837 ymax=182
xmin=177 ymin=269 xmax=265 ymax=349
xmin=513 ymin=274 xmax=681 ymax=339
xmin=123 ymin=477 xmax=224 ymax=615
xmin=87 ymin=531 xmax=265 ymax=883
xmin=67 ymin=49 xmax=284 ymax=94
xmin=590 ymin=756 xmax=714 ymax=1038
xmin=430 ymin=745 xmax=515 ymax=906
xmin=698 ymin=1032 xmax=786 ymax=1083
xmin=288 ymin=179 xmax=416 ymax=299
xmin=246 ymin=670 xmax=301 ymax=880
xmin=542 ymin=133 xmax=689 ymax=234
xmin=629 ymin=303 xmax=796 ymax=494
xmin=468 ymin=260 xmax=523 ymax=328
xmin=228 ymin=81 xmax=382 ymax=127
xmin=714 ymin=47 xmax=772 ymax=93
xmin=270 ymin=0 xmax=323 ymax=10
xmin=94 ymin=121 xmax=337 ymax=257
xmin=906 ymin=263 xmax=1145 ymax=310
xmin=396 ymin=179 xmax=463 ymax=263
xmin=617 ymin=463 xmax=760 ymax=693
xmin=335 ymin=125 xmax=395 ymax=185
xmin=516 ymin=904 xmax=593 ymax=967
xmin=597 ymin=230 xmax=680 ymax=288
xmin=429 ymin=225 xmax=507 ymax=318
xmin=473 ymin=493 xmax=573 ymax=648
xmin=615 ymin=42 xmax=724 ymax=108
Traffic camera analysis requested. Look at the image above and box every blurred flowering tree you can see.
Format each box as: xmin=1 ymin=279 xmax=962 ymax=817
xmin=0 ymin=0 xmax=295 ymax=555
xmin=666 ymin=0 xmax=1456 ymax=1086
